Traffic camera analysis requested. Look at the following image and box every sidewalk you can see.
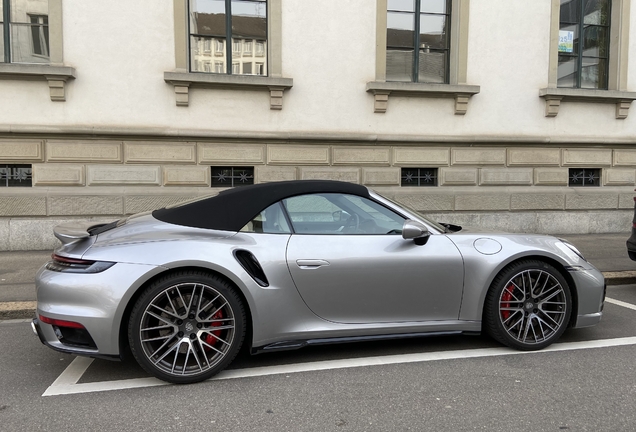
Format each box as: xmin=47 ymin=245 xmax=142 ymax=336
xmin=1 ymin=233 xmax=634 ymax=319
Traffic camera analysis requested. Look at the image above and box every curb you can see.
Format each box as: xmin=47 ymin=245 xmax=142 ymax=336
xmin=1 ymin=272 xmax=635 ymax=321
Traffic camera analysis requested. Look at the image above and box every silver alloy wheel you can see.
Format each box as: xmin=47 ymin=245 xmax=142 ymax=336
xmin=138 ymin=282 xmax=236 ymax=377
xmin=498 ymin=269 xmax=567 ymax=345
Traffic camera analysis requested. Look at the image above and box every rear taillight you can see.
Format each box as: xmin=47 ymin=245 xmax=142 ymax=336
xmin=45 ymin=254 xmax=115 ymax=274
xmin=39 ymin=314 xmax=85 ymax=329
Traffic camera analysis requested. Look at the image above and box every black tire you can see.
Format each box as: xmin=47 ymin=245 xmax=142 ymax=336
xmin=484 ymin=260 xmax=572 ymax=351
xmin=128 ymin=270 xmax=246 ymax=384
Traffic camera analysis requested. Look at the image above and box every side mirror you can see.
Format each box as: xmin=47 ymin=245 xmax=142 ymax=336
xmin=402 ymin=220 xmax=430 ymax=246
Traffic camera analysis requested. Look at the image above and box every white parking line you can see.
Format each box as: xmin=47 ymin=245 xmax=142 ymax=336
xmin=42 ymin=336 xmax=636 ymax=397
xmin=605 ymin=297 xmax=636 ymax=311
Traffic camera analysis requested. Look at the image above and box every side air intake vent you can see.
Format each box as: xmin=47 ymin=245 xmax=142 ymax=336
xmin=233 ymin=250 xmax=269 ymax=287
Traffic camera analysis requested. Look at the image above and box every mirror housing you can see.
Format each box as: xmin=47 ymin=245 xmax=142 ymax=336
xmin=402 ymin=220 xmax=430 ymax=246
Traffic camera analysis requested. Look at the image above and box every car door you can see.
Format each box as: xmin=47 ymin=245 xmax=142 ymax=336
xmin=283 ymin=193 xmax=465 ymax=324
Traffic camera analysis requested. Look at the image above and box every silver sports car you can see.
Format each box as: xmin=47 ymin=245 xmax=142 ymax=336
xmin=32 ymin=180 xmax=605 ymax=384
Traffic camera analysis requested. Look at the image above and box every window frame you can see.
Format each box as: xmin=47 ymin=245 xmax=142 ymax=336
xmin=0 ymin=0 xmax=73 ymax=101
xmin=167 ymin=0 xmax=292 ymax=109
xmin=368 ymin=0 xmax=479 ymax=114
xmin=541 ymin=0 xmax=636 ymax=118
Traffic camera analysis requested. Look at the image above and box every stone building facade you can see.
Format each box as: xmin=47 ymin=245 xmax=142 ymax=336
xmin=0 ymin=0 xmax=635 ymax=250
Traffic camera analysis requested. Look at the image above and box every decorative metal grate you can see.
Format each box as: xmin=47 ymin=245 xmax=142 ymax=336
xmin=568 ymin=168 xmax=601 ymax=187
xmin=211 ymin=166 xmax=255 ymax=187
xmin=401 ymin=168 xmax=438 ymax=187
xmin=0 ymin=164 xmax=32 ymax=187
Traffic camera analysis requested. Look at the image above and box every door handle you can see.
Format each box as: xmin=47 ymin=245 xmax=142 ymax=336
xmin=296 ymin=259 xmax=330 ymax=269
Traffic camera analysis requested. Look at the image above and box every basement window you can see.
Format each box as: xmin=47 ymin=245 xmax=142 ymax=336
xmin=401 ymin=168 xmax=438 ymax=187
xmin=568 ymin=168 xmax=601 ymax=187
xmin=0 ymin=164 xmax=32 ymax=187
xmin=211 ymin=166 xmax=254 ymax=187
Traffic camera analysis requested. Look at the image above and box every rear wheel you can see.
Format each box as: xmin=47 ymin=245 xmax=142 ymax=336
xmin=128 ymin=271 xmax=245 ymax=384
xmin=484 ymin=260 xmax=571 ymax=350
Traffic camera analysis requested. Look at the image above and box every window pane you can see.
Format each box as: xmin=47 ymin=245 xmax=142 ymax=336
xmin=560 ymin=0 xmax=580 ymax=24
xmin=419 ymin=0 xmax=447 ymax=14
xmin=582 ymin=25 xmax=609 ymax=57
xmin=190 ymin=36 xmax=224 ymax=72
xmin=388 ymin=0 xmax=415 ymax=12
xmin=580 ymin=57 xmax=608 ymax=89
xmin=558 ymin=23 xmax=579 ymax=54
xmin=557 ymin=55 xmax=578 ymax=87
xmin=11 ymin=23 xmax=48 ymax=63
xmin=387 ymin=11 xmax=414 ymax=48
xmin=583 ymin=0 xmax=610 ymax=25
xmin=418 ymin=49 xmax=446 ymax=82
xmin=190 ymin=0 xmax=226 ymax=36
xmin=386 ymin=48 xmax=414 ymax=82
xmin=10 ymin=0 xmax=48 ymax=22
xmin=419 ymin=14 xmax=447 ymax=49
xmin=243 ymin=61 xmax=252 ymax=74
xmin=231 ymin=0 xmax=266 ymax=40
xmin=242 ymin=202 xmax=291 ymax=234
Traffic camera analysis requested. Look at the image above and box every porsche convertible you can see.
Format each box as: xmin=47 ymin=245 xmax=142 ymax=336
xmin=32 ymin=180 xmax=605 ymax=384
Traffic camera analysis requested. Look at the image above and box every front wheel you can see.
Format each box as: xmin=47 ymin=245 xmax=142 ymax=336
xmin=128 ymin=271 xmax=246 ymax=384
xmin=484 ymin=260 xmax=572 ymax=351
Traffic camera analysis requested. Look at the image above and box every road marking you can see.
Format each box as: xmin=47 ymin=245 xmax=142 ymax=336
xmin=42 ymin=336 xmax=636 ymax=397
xmin=605 ymin=297 xmax=636 ymax=311
xmin=0 ymin=318 xmax=32 ymax=325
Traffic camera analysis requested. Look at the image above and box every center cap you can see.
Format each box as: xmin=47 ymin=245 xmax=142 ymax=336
xmin=525 ymin=301 xmax=534 ymax=310
xmin=184 ymin=321 xmax=194 ymax=332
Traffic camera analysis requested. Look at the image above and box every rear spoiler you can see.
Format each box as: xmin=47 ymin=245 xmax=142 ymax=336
xmin=53 ymin=221 xmax=117 ymax=245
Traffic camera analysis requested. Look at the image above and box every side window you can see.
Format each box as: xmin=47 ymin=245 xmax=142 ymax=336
xmin=241 ymin=202 xmax=291 ymax=234
xmin=283 ymin=194 xmax=405 ymax=235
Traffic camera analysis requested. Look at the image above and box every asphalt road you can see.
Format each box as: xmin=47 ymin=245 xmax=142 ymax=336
xmin=1 ymin=284 xmax=635 ymax=432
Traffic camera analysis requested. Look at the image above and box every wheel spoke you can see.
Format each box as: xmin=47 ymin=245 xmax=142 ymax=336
xmin=205 ymin=301 xmax=228 ymax=321
xmin=142 ymin=334 xmax=174 ymax=343
xmin=146 ymin=310 xmax=174 ymax=325
xmin=150 ymin=303 xmax=181 ymax=319
xmin=153 ymin=337 xmax=182 ymax=365
xmin=141 ymin=324 xmax=174 ymax=332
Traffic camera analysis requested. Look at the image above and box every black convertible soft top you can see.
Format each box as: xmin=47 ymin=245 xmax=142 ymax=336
xmin=152 ymin=180 xmax=370 ymax=232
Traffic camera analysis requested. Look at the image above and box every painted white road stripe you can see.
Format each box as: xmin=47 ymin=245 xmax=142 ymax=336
xmin=43 ymin=356 xmax=94 ymax=395
xmin=42 ymin=336 xmax=636 ymax=397
xmin=605 ymin=297 xmax=636 ymax=311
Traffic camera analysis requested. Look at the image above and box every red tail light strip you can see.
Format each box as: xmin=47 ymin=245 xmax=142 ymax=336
xmin=51 ymin=254 xmax=95 ymax=265
xmin=39 ymin=314 xmax=86 ymax=329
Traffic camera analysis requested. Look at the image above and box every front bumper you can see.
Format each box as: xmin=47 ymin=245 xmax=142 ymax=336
xmin=569 ymin=265 xmax=606 ymax=328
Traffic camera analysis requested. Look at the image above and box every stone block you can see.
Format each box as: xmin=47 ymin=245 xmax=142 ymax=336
xmin=0 ymin=196 xmax=46 ymax=216
xmin=48 ymin=195 xmax=124 ymax=216
xmin=479 ymin=212 xmax=539 ymax=233
xmin=439 ymin=168 xmax=477 ymax=185
xmin=124 ymin=195 xmax=199 ymax=214
xmin=455 ymin=194 xmax=510 ymax=211
xmin=361 ymin=168 xmax=400 ymax=186
xmin=198 ymin=143 xmax=266 ymax=164
xmin=603 ymin=168 xmax=635 ymax=186
xmin=619 ymin=193 xmax=635 ymax=209
xmin=507 ymin=148 xmax=560 ymax=166
xmin=7 ymin=217 xmax=93 ymax=250
xmin=588 ymin=210 xmax=632 ymax=233
xmin=255 ymin=166 xmax=297 ymax=183
xmin=125 ymin=142 xmax=196 ymax=164
xmin=298 ymin=167 xmax=360 ymax=183
xmin=511 ymin=194 xmax=565 ymax=210
xmin=268 ymin=145 xmax=330 ymax=165
xmin=393 ymin=147 xmax=450 ymax=166
xmin=479 ymin=168 xmax=533 ymax=186
xmin=0 ymin=219 xmax=8 ymax=249
xmin=32 ymin=164 xmax=84 ymax=186
xmin=565 ymin=193 xmax=618 ymax=210
xmin=536 ymin=212 xmax=591 ymax=234
xmin=87 ymin=165 xmax=161 ymax=185
xmin=534 ymin=168 xmax=568 ymax=186
xmin=332 ymin=147 xmax=390 ymax=166
xmin=393 ymin=194 xmax=454 ymax=211
xmin=562 ymin=148 xmax=612 ymax=166
xmin=46 ymin=140 xmax=123 ymax=163
xmin=451 ymin=148 xmax=506 ymax=166
xmin=0 ymin=140 xmax=44 ymax=161
xmin=163 ymin=166 xmax=210 ymax=186
xmin=613 ymin=149 xmax=636 ymax=167
xmin=424 ymin=212 xmax=481 ymax=228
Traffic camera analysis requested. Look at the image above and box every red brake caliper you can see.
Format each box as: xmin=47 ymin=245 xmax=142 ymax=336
xmin=203 ymin=309 xmax=223 ymax=350
xmin=501 ymin=285 xmax=514 ymax=320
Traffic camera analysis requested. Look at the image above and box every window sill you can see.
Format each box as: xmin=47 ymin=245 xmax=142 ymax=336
xmin=164 ymin=71 xmax=294 ymax=109
xmin=0 ymin=63 xmax=76 ymax=101
xmin=539 ymin=88 xmax=636 ymax=119
xmin=366 ymin=81 xmax=480 ymax=114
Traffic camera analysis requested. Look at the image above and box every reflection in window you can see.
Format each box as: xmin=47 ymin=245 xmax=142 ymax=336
xmin=1 ymin=0 xmax=50 ymax=64
xmin=557 ymin=0 xmax=610 ymax=89
xmin=386 ymin=0 xmax=450 ymax=83
xmin=189 ymin=0 xmax=267 ymax=75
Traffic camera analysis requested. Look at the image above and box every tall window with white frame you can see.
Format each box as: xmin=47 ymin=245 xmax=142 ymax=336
xmin=558 ymin=0 xmax=611 ymax=89
xmin=188 ymin=0 xmax=267 ymax=76
xmin=1 ymin=0 xmax=50 ymax=63
xmin=386 ymin=0 xmax=451 ymax=83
